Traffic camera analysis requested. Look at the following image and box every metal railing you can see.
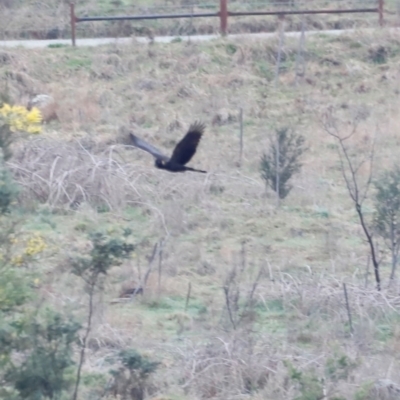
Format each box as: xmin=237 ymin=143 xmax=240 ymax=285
xmin=69 ymin=0 xmax=384 ymax=46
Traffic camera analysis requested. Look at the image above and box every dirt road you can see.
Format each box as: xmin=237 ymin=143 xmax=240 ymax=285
xmin=1 ymin=28 xmax=394 ymax=49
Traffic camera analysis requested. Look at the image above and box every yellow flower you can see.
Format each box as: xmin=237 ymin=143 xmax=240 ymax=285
xmin=13 ymin=105 xmax=26 ymax=115
xmin=26 ymin=107 xmax=42 ymax=124
xmin=0 ymin=103 xmax=42 ymax=134
xmin=24 ymin=233 xmax=46 ymax=256
xmin=0 ymin=103 xmax=12 ymax=116
xmin=11 ymin=119 xmax=24 ymax=131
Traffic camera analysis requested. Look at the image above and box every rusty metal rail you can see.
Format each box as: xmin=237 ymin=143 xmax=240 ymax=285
xmin=74 ymin=12 xmax=218 ymax=22
xmin=228 ymin=8 xmax=378 ymax=16
xmin=69 ymin=0 xmax=384 ymax=47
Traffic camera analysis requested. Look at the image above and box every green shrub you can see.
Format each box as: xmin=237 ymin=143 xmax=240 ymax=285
xmin=107 ymin=348 xmax=160 ymax=400
xmin=5 ymin=310 xmax=80 ymax=400
xmin=260 ymin=127 xmax=306 ymax=200
xmin=0 ymin=154 xmax=19 ymax=214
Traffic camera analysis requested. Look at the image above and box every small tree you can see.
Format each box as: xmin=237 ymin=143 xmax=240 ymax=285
xmin=373 ymin=165 xmax=400 ymax=283
xmin=260 ymin=127 xmax=306 ymax=204
xmin=107 ymin=349 xmax=159 ymax=400
xmin=71 ymin=231 xmax=135 ymax=400
xmin=322 ymin=111 xmax=381 ymax=291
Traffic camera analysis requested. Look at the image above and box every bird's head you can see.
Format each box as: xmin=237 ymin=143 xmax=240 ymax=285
xmin=155 ymin=159 xmax=166 ymax=169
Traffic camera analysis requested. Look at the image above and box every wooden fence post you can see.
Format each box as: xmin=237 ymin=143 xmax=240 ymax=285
xmin=378 ymin=0 xmax=384 ymax=26
xmin=70 ymin=3 xmax=76 ymax=46
xmin=220 ymin=0 xmax=228 ymax=35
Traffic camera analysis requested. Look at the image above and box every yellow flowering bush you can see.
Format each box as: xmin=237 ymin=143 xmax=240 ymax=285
xmin=10 ymin=232 xmax=47 ymax=267
xmin=0 ymin=103 xmax=42 ymax=161
xmin=0 ymin=104 xmax=42 ymax=134
xmin=24 ymin=232 xmax=46 ymax=256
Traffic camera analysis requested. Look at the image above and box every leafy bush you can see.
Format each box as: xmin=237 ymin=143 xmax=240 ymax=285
xmin=368 ymin=45 xmax=388 ymax=64
xmin=0 ymin=154 xmax=19 ymax=214
xmin=107 ymin=349 xmax=159 ymax=400
xmin=119 ymin=349 xmax=159 ymax=377
xmin=287 ymin=363 xmax=323 ymax=400
xmin=285 ymin=353 xmax=356 ymax=400
xmin=4 ymin=310 xmax=80 ymax=400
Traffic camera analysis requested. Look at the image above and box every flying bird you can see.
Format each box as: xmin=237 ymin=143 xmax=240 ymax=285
xmin=130 ymin=121 xmax=206 ymax=173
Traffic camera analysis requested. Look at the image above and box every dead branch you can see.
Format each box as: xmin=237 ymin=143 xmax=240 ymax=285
xmin=322 ymin=112 xmax=381 ymax=290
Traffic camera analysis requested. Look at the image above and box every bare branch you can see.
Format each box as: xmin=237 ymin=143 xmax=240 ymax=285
xmin=321 ymin=111 xmax=381 ymax=290
xmin=223 ymin=285 xmax=236 ymax=330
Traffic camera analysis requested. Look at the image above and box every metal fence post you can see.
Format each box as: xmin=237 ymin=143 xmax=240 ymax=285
xmin=70 ymin=3 xmax=76 ymax=46
xmin=378 ymin=0 xmax=384 ymax=26
xmin=220 ymin=0 xmax=228 ymax=35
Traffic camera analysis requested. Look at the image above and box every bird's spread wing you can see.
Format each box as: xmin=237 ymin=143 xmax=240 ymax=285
xmin=170 ymin=121 xmax=205 ymax=166
xmin=129 ymin=133 xmax=169 ymax=162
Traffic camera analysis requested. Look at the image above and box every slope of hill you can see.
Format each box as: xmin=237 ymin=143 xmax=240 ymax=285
xmin=1 ymin=28 xmax=400 ymax=399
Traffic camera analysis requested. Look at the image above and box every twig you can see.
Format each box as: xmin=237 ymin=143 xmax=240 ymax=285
xmin=247 ymin=266 xmax=264 ymax=303
xmin=239 ymin=266 xmax=264 ymax=325
xmin=129 ymin=239 xmax=164 ymax=301
xmin=240 ymin=240 xmax=246 ymax=274
xmin=343 ymin=282 xmax=353 ymax=334
xmin=239 ymin=107 xmax=243 ymax=167
xmin=223 ymin=285 xmax=236 ymax=330
xmin=275 ymin=16 xmax=285 ymax=87
xmin=266 ymin=258 xmax=274 ymax=281
xmin=365 ymin=255 xmax=370 ymax=288
xmin=158 ymin=242 xmax=163 ymax=297
xmin=185 ymin=282 xmax=192 ymax=312
xmin=142 ymin=241 xmax=160 ymax=286
xmin=276 ymin=135 xmax=280 ymax=207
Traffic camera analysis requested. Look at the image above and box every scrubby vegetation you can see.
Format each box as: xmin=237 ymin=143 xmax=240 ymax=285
xmin=2 ymin=12 xmax=400 ymax=399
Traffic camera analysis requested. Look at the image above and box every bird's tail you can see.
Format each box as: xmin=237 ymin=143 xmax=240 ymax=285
xmin=185 ymin=167 xmax=207 ymax=173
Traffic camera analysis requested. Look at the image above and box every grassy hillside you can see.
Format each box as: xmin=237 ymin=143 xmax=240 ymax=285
xmin=2 ymin=28 xmax=400 ymax=398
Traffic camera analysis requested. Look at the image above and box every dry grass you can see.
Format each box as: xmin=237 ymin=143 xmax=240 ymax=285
xmin=3 ymin=26 xmax=400 ymax=399
xmin=84 ymin=273 xmax=400 ymax=399
xmin=8 ymin=137 xmax=145 ymax=210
